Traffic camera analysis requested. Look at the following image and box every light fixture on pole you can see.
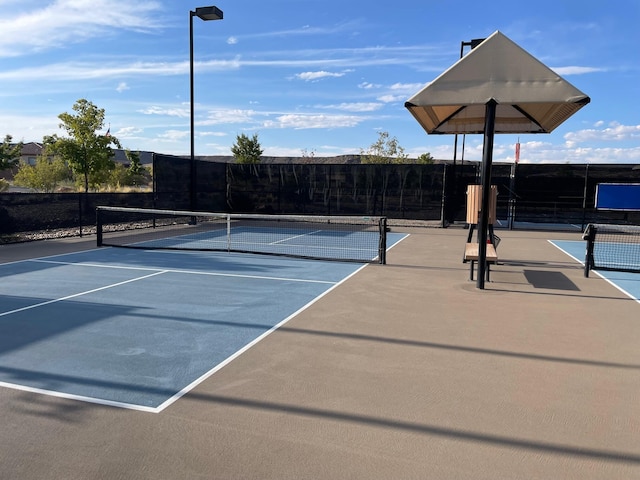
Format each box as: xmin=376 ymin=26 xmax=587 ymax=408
xmin=190 ymin=5 xmax=223 ymax=212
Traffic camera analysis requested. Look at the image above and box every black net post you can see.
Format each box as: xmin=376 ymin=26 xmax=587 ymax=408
xmin=582 ymin=224 xmax=596 ymax=277
xmin=96 ymin=207 xmax=103 ymax=247
xmin=378 ymin=217 xmax=387 ymax=264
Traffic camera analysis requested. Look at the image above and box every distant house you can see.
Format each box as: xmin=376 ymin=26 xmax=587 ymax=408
xmin=1 ymin=143 xmax=155 ymax=182
xmin=19 ymin=142 xmax=44 ymax=166
xmin=10 ymin=143 xmax=153 ymax=167
xmin=0 ymin=142 xmax=43 ymax=180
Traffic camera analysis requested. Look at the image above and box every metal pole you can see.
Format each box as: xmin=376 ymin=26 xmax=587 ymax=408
xmin=477 ymin=99 xmax=497 ymax=289
xmin=189 ymin=11 xmax=196 ymax=212
xmin=508 ymin=161 xmax=516 ymax=230
xmin=581 ymin=163 xmax=590 ymax=230
xmin=440 ymin=165 xmax=448 ymax=228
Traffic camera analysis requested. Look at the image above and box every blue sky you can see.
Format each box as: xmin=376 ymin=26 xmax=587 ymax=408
xmin=1 ymin=0 xmax=639 ymax=163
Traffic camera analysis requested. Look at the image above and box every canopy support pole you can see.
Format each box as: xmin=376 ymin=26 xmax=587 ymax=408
xmin=477 ymin=99 xmax=497 ymax=289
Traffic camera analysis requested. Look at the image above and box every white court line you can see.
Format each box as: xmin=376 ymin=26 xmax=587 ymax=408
xmin=29 ymin=258 xmax=336 ymax=285
xmin=269 ymin=229 xmax=323 ymax=245
xmin=0 ymin=246 xmax=104 ymax=267
xmin=154 ymin=262 xmax=369 ymax=413
xmin=1 ymin=246 xmax=372 ymax=412
xmin=548 ymin=240 xmax=640 ymax=305
xmin=0 ymin=380 xmax=158 ymax=413
xmin=0 ymin=270 xmax=168 ymax=318
xmin=1 ymin=257 xmax=367 ymax=413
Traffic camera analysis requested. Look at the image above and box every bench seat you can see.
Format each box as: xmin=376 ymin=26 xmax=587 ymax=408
xmin=464 ymin=243 xmax=498 ymax=281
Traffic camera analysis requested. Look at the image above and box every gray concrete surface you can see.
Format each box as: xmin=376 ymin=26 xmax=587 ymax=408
xmin=1 ymin=226 xmax=639 ymax=479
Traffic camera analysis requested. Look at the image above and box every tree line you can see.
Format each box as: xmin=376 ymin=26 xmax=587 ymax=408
xmin=231 ymin=131 xmax=434 ymax=165
xmin=2 ymin=99 xmax=434 ymax=193
xmin=1 ymin=99 xmax=149 ymax=193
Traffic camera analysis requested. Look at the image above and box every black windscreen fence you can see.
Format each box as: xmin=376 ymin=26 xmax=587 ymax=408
xmin=153 ymin=155 xmax=446 ymax=220
xmin=0 ymin=193 xmax=155 ymax=237
xmin=1 ymin=155 xmax=639 ymax=241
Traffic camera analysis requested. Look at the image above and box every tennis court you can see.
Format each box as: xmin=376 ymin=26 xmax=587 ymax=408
xmin=0 ymin=221 xmax=407 ymax=412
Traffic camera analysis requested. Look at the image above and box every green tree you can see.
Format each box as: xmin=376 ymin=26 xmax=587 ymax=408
xmin=105 ymin=155 xmax=150 ymax=190
xmin=13 ymin=154 xmax=70 ymax=193
xmin=46 ymin=99 xmax=121 ymax=192
xmin=360 ymin=131 xmax=408 ymax=164
xmin=106 ymin=163 xmax=130 ymax=190
xmin=125 ymin=149 xmax=149 ymax=187
xmin=231 ymin=133 xmax=263 ymax=164
xmin=0 ymin=135 xmax=23 ymax=171
xmin=416 ymin=152 xmax=434 ymax=164
xmin=126 ymin=149 xmax=143 ymax=176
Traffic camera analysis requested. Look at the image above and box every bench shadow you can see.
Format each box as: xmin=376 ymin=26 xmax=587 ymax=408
xmin=523 ymin=270 xmax=581 ymax=291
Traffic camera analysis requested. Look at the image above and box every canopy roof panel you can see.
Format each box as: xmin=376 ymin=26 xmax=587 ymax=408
xmin=405 ymin=31 xmax=590 ymax=134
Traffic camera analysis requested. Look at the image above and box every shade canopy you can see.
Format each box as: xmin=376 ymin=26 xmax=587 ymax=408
xmin=405 ymin=31 xmax=590 ymax=289
xmin=405 ymin=31 xmax=590 ymax=135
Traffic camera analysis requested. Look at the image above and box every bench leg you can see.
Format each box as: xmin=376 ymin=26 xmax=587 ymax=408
xmin=468 ymin=259 xmax=495 ymax=283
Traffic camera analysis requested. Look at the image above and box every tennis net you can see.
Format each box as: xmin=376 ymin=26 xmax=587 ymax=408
xmin=96 ymin=206 xmax=388 ymax=264
xmin=582 ymin=223 xmax=640 ymax=277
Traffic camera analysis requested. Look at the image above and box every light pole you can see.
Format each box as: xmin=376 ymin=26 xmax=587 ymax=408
xmin=190 ymin=6 xmax=223 ymax=212
xmin=449 ymin=38 xmax=485 ymax=224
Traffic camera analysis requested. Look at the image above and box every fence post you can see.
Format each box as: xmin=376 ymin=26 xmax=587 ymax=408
xmin=581 ymin=164 xmax=589 ymax=230
xmin=440 ymin=164 xmax=448 ymax=227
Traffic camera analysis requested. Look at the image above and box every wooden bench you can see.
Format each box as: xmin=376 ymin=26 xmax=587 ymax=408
xmin=464 ymin=243 xmax=498 ymax=281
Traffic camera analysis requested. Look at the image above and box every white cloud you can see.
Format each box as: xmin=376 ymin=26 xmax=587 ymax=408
xmin=377 ymin=94 xmax=405 ymax=103
xmin=265 ymin=114 xmax=363 ymax=129
xmin=139 ymin=105 xmax=189 ymax=118
xmin=389 ymin=82 xmax=425 ymax=92
xmin=114 ymin=126 xmax=142 ymax=137
xmin=200 ymin=131 xmax=227 ymax=137
xmin=564 ymin=122 xmax=640 ymax=147
xmin=0 ymin=58 xmax=241 ymax=84
xmin=0 ymin=1 xmax=163 ymax=57
xmin=318 ymin=102 xmax=383 ymax=112
xmin=158 ymin=130 xmax=189 ymax=142
xmin=0 ymin=112 xmax=59 ymax=141
xmin=552 ymin=66 xmax=605 ymax=75
xmin=116 ymin=82 xmax=129 ymax=93
xmin=295 ymin=71 xmax=346 ymax=81
xmin=227 ymin=36 xmax=238 ymax=45
xmin=201 ymin=109 xmax=259 ymax=125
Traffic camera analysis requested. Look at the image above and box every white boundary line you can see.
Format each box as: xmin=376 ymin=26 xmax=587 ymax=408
xmin=154 ymin=263 xmax=369 ymax=413
xmin=0 ymin=380 xmax=159 ymax=413
xmin=28 ymin=258 xmax=336 ymax=284
xmin=0 ymin=271 xmax=168 ymax=318
xmin=548 ymin=240 xmax=640 ymax=305
xmin=0 ymin=250 xmax=356 ymax=412
xmin=0 ymin=246 xmax=105 ymax=267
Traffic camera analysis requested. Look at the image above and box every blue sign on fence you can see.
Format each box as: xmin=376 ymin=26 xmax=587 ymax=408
xmin=595 ymin=183 xmax=640 ymax=211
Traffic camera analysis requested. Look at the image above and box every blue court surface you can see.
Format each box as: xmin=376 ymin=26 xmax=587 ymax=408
xmin=550 ymin=240 xmax=640 ymax=303
xmin=0 ymin=232 xmax=406 ymax=413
